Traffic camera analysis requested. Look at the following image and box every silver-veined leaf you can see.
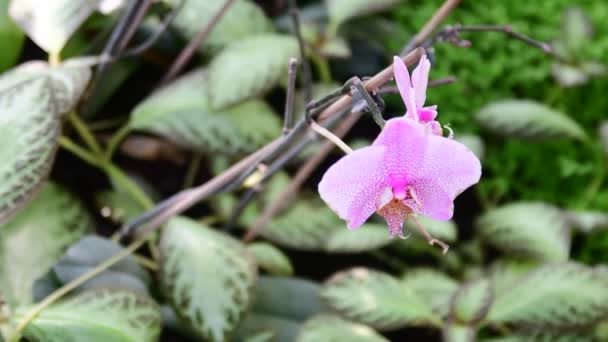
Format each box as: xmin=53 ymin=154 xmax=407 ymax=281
xmin=247 ymin=242 xmax=294 ymax=276
xmin=9 ymin=0 xmax=101 ymax=53
xmin=129 ymin=68 xmax=280 ymax=154
xmin=321 ymin=268 xmax=439 ymax=331
xmin=0 ymin=182 xmax=90 ymax=307
xmin=449 ymin=278 xmax=493 ymax=324
xmin=325 ymin=0 xmax=400 ymax=33
xmin=165 ymin=0 xmax=272 ymax=51
xmin=443 ymin=324 xmax=476 ymax=342
xmin=475 ymin=202 xmax=570 ymax=262
xmin=401 ymin=268 xmax=459 ymax=318
xmin=475 ymin=100 xmax=586 ymax=141
xmin=0 ymin=0 xmax=25 ymax=71
xmin=487 ymin=262 xmax=608 ymax=329
xmin=18 ymin=288 xmax=161 ymax=342
xmin=207 ymin=33 xmax=299 ymax=109
xmin=160 ymin=217 xmax=257 ymax=341
xmin=296 ymin=315 xmax=388 ymax=342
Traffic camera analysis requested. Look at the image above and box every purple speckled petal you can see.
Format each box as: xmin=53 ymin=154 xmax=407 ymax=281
xmin=318 ymin=146 xmax=388 ymax=229
xmin=411 ymin=55 xmax=430 ymax=108
xmin=393 ymin=56 xmax=416 ymax=117
xmin=409 ymin=134 xmax=482 ymax=219
xmin=372 ymin=117 xmax=427 ymax=181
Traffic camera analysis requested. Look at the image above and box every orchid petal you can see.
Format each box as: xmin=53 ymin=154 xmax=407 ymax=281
xmin=377 ymin=201 xmax=408 ymax=238
xmin=393 ymin=56 xmax=416 ymax=117
xmin=372 ymin=117 xmax=427 ymax=181
xmin=318 ymin=145 xmax=387 ymax=229
xmin=411 ymin=55 xmax=430 ymax=108
xmin=409 ymin=134 xmax=482 ymax=219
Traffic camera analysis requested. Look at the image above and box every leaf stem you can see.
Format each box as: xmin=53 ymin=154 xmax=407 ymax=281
xmin=310 ymin=53 xmax=332 ymax=83
xmin=67 ymin=111 xmax=103 ymax=155
xmin=183 ymin=153 xmax=203 ymax=189
xmin=104 ymin=124 xmax=131 ymax=162
xmin=7 ymin=235 xmax=149 ymax=342
xmin=58 ymin=136 xmax=101 ymax=167
xmin=104 ymin=163 xmax=154 ymax=210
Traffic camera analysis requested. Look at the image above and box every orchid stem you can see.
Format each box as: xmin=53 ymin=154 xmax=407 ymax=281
xmin=410 ymin=215 xmax=450 ymax=254
xmin=309 ymin=121 xmax=353 ymax=154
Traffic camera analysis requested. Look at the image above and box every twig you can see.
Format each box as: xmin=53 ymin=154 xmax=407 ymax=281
xmin=401 ymin=0 xmax=462 ymax=54
xmin=283 ymin=58 xmax=299 ymax=134
xmin=121 ymin=0 xmax=184 ymax=58
xmin=309 ymin=121 xmax=353 ymax=154
xmin=288 ymin=0 xmax=313 ymax=102
xmin=116 ymin=0 xmax=154 ymax=52
xmin=160 ymin=0 xmax=237 ymax=85
xmin=351 ymin=77 xmax=385 ymax=128
xmin=245 ymin=111 xmax=363 ymax=242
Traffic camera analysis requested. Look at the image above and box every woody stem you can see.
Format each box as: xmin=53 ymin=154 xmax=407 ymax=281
xmin=410 ymin=215 xmax=450 ymax=254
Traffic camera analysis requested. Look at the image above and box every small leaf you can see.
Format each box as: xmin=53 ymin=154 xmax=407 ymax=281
xmin=442 ymin=324 xmax=476 ymax=342
xmin=0 ymin=0 xmax=25 ymax=72
xmin=247 ymin=242 xmax=294 ymax=276
xmin=52 ymin=235 xmax=151 ymax=293
xmin=475 ymin=100 xmax=587 ymax=141
xmin=166 ymin=0 xmax=272 ymax=51
xmin=325 ymin=0 xmax=400 ymax=32
xmin=319 ymin=37 xmax=351 ymax=58
xmin=207 ymin=33 xmax=299 ymax=109
xmin=564 ymin=210 xmax=608 ymax=233
xmin=562 ymin=7 xmax=592 ymax=54
xmin=487 ymin=262 xmax=608 ymax=329
xmin=475 ymin=202 xmax=570 ymax=262
xmin=160 ymin=217 xmax=257 ymax=341
xmin=401 ymin=268 xmax=459 ymax=318
xmin=18 ymin=288 xmax=162 ymax=342
xmin=259 ymin=200 xmax=391 ymax=253
xmin=552 ymin=62 xmax=589 ymax=87
xmin=449 ymin=278 xmax=493 ymax=324
xmin=0 ymin=183 xmax=90 ymax=307
xmin=130 ymin=68 xmax=280 ymax=154
xmin=297 ymin=315 xmax=388 ymax=342
xmin=321 ymin=268 xmax=439 ymax=330
xmin=9 ymin=0 xmax=101 ymax=53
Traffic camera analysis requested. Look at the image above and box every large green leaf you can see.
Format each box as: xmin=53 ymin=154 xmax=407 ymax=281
xmin=160 ymin=217 xmax=257 ymax=341
xmin=488 ymin=259 xmax=538 ymax=297
xmin=9 ymin=0 xmax=100 ymax=53
xmin=247 ymin=242 xmax=294 ymax=276
xmin=482 ymin=331 xmax=593 ymax=342
xmin=259 ymin=200 xmax=392 ymax=253
xmin=129 ymin=68 xmax=280 ymax=154
xmin=0 ymin=60 xmax=91 ymax=223
xmin=325 ymin=0 xmax=400 ymax=32
xmin=166 ymin=0 xmax=272 ymax=51
xmin=443 ymin=324 xmax=476 ymax=342
xmin=18 ymin=288 xmax=161 ymax=342
xmin=0 ymin=0 xmax=24 ymax=72
xmin=475 ymin=202 xmax=570 ymax=262
xmin=563 ymin=210 xmax=608 ymax=233
xmin=449 ymin=278 xmax=493 ymax=324
xmin=0 ymin=183 xmax=90 ymax=307
xmin=296 ymin=315 xmax=388 ymax=342
xmin=487 ymin=262 xmax=608 ymax=329
xmin=401 ymin=268 xmax=459 ymax=318
xmin=475 ymin=100 xmax=587 ymax=141
xmin=207 ymin=33 xmax=299 ymax=109
xmin=321 ymin=268 xmax=439 ymax=330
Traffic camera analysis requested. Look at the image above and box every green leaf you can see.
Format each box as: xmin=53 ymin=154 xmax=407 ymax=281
xmin=166 ymin=0 xmax=272 ymax=52
xmin=401 ymin=268 xmax=459 ymax=318
xmin=19 ymin=288 xmax=162 ymax=342
xmin=563 ymin=210 xmax=608 ymax=233
xmin=207 ymin=33 xmax=299 ymax=109
xmin=247 ymin=242 xmax=294 ymax=276
xmin=551 ymin=62 xmax=589 ymax=87
xmin=488 ymin=259 xmax=538 ymax=297
xmin=0 ymin=60 xmax=91 ymax=223
xmin=321 ymin=268 xmax=439 ymax=330
xmin=562 ymin=7 xmax=592 ymax=55
xmin=160 ymin=217 xmax=257 ymax=341
xmin=475 ymin=100 xmax=587 ymax=141
xmin=442 ymin=324 xmax=476 ymax=342
xmin=95 ymin=189 xmax=145 ymax=224
xmin=130 ymin=68 xmax=280 ymax=154
xmin=0 ymin=183 xmax=90 ymax=307
xmin=325 ymin=0 xmax=400 ymax=32
xmin=0 ymin=0 xmax=24 ymax=72
xmin=482 ymin=331 xmax=593 ymax=342
xmin=9 ymin=0 xmax=100 ymax=53
xmin=52 ymin=235 xmax=151 ymax=293
xmin=234 ymin=313 xmax=300 ymax=342
xmin=487 ymin=262 xmax=608 ymax=329
xmin=297 ymin=315 xmax=388 ymax=342
xmin=449 ymin=278 xmax=493 ymax=324
xmin=251 ymin=277 xmax=328 ymax=321
xmin=475 ymin=202 xmax=570 ymax=262
xmin=259 ymin=200 xmax=391 ymax=253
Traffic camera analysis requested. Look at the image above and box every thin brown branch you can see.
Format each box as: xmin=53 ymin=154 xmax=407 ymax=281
xmin=402 ymin=0 xmax=462 ymax=54
xmin=283 ymin=58 xmax=299 ymax=134
xmin=288 ymin=0 xmax=313 ymax=102
xmin=160 ymin=0 xmax=237 ymax=85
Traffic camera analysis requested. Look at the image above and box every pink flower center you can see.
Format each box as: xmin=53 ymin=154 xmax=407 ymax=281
xmin=389 ymin=176 xmax=408 ymax=200
xmin=418 ymin=108 xmax=435 ymax=122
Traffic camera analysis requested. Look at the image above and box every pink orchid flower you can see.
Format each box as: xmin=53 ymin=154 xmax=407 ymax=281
xmin=318 ymin=117 xmax=481 ymax=241
xmin=394 ymin=55 xmax=443 ymax=136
